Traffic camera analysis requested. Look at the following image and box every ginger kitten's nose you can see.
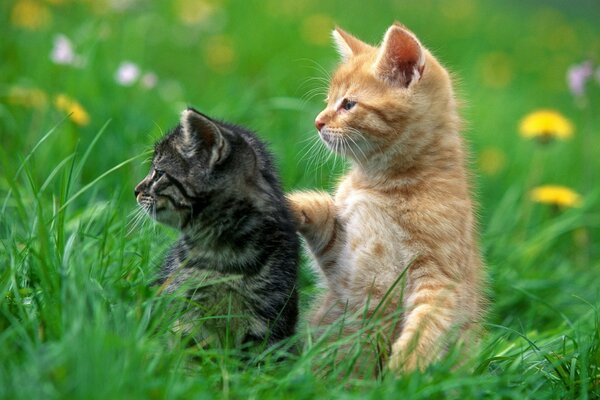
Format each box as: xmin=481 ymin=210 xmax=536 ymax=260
xmin=315 ymin=118 xmax=325 ymax=132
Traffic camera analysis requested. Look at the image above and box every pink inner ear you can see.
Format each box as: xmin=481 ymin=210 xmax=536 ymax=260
xmin=389 ymin=33 xmax=420 ymax=67
xmin=378 ymin=27 xmax=424 ymax=87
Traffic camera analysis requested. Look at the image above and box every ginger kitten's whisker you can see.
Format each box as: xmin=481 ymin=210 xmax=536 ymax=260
xmin=344 ymin=133 xmax=367 ymax=162
xmin=345 ymin=137 xmax=362 ymax=164
xmin=301 ymin=88 xmax=329 ymax=105
xmin=298 ymin=133 xmax=326 ymax=173
xmin=296 ymin=57 xmax=333 ymax=81
xmin=298 ymin=134 xmax=324 ymax=171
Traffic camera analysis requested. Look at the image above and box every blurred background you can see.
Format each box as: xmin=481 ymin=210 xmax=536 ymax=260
xmin=1 ymin=0 xmax=600 ymax=395
xmin=0 ymin=0 xmax=600 ymax=399
xmin=2 ymin=0 xmax=599 ymax=206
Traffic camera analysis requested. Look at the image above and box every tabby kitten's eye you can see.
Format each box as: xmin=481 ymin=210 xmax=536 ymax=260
xmin=341 ymin=99 xmax=357 ymax=111
xmin=154 ymin=169 xmax=165 ymax=179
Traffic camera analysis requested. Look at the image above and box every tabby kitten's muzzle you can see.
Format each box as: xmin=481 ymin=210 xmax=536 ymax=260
xmin=134 ymin=180 xmax=153 ymax=210
xmin=134 ymin=179 xmax=148 ymax=200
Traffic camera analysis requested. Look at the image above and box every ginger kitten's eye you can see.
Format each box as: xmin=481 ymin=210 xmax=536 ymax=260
xmin=340 ymin=99 xmax=357 ymax=111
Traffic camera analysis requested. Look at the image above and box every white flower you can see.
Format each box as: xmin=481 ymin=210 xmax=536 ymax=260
xmin=115 ymin=61 xmax=140 ymax=86
xmin=141 ymin=72 xmax=158 ymax=89
xmin=566 ymin=61 xmax=593 ymax=97
xmin=50 ymin=34 xmax=83 ymax=66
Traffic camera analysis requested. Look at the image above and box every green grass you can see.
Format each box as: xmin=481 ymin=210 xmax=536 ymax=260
xmin=1 ymin=0 xmax=600 ymax=398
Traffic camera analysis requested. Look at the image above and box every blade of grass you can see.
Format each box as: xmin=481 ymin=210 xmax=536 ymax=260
xmin=54 ymin=152 xmax=148 ymax=217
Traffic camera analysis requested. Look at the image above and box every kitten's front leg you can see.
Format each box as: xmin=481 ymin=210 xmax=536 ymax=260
xmin=286 ymin=191 xmax=343 ymax=274
xmin=388 ymin=275 xmax=457 ymax=373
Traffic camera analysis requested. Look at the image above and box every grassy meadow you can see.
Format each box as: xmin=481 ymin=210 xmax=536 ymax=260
xmin=2 ymin=0 xmax=600 ymax=398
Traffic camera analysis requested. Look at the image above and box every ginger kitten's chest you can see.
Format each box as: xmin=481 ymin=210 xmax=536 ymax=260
xmin=332 ymin=178 xmax=423 ymax=304
xmin=335 ymin=176 xmax=399 ymax=224
xmin=335 ymin=178 xmax=415 ymax=273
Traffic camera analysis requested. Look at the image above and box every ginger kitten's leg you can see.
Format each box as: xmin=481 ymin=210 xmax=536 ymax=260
xmin=388 ymin=277 xmax=457 ymax=372
xmin=286 ymin=191 xmax=344 ymax=281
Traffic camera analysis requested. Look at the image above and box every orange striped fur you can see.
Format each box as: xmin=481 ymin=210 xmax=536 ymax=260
xmin=289 ymin=23 xmax=485 ymax=373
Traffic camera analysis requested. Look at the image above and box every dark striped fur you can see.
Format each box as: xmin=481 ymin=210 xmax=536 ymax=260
xmin=134 ymin=108 xmax=299 ymax=346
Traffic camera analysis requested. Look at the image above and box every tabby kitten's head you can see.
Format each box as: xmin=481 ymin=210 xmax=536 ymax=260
xmin=316 ymin=23 xmax=458 ymax=168
xmin=134 ymin=108 xmax=256 ymax=230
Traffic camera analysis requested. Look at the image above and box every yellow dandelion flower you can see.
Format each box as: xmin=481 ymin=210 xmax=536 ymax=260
xmin=204 ymin=35 xmax=236 ymax=73
xmin=530 ymin=185 xmax=582 ymax=208
xmin=301 ymin=14 xmax=334 ymax=46
xmin=477 ymin=147 xmax=506 ymax=176
xmin=174 ymin=0 xmax=216 ymax=25
xmin=11 ymin=0 xmax=51 ymax=30
xmin=7 ymin=86 xmax=48 ymax=109
xmin=54 ymin=94 xmax=90 ymax=126
xmin=519 ymin=110 xmax=574 ymax=143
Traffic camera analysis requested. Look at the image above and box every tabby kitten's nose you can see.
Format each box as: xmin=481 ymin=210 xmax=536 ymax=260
xmin=134 ymin=182 xmax=143 ymax=199
xmin=315 ymin=118 xmax=325 ymax=132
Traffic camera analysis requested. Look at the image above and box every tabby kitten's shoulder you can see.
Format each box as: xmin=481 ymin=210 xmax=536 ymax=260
xmin=135 ymin=108 xmax=299 ymax=346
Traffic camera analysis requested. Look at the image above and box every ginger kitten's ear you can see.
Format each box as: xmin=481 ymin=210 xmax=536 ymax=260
xmin=374 ymin=23 xmax=425 ymax=87
xmin=180 ymin=108 xmax=229 ymax=164
xmin=332 ymin=26 xmax=372 ymax=62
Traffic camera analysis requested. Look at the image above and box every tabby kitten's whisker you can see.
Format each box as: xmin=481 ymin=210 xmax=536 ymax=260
xmin=151 ymin=204 xmax=158 ymax=234
xmin=127 ymin=205 xmax=150 ymax=235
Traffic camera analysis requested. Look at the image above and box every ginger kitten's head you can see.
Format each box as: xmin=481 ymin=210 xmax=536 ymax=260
xmin=316 ymin=23 xmax=459 ymax=169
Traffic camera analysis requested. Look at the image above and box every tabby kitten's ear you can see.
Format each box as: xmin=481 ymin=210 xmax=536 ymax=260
xmin=374 ymin=23 xmax=425 ymax=88
xmin=180 ymin=108 xmax=229 ymax=165
xmin=332 ymin=26 xmax=372 ymax=62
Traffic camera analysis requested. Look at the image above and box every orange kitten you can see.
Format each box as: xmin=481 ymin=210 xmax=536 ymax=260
xmin=289 ymin=23 xmax=485 ymax=373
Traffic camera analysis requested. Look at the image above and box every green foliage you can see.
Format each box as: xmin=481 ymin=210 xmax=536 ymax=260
xmin=1 ymin=0 xmax=599 ymax=398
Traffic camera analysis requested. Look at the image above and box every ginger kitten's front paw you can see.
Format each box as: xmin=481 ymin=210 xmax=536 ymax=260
xmin=285 ymin=192 xmax=311 ymax=229
xmin=286 ymin=191 xmax=333 ymax=232
xmin=389 ymin=336 xmax=439 ymax=374
xmin=387 ymin=349 xmax=420 ymax=374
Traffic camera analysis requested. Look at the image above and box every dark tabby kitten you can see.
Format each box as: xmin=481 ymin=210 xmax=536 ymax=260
xmin=134 ymin=108 xmax=299 ymax=346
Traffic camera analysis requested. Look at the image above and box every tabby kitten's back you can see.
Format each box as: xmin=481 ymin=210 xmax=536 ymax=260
xmin=135 ymin=108 xmax=299 ymax=346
